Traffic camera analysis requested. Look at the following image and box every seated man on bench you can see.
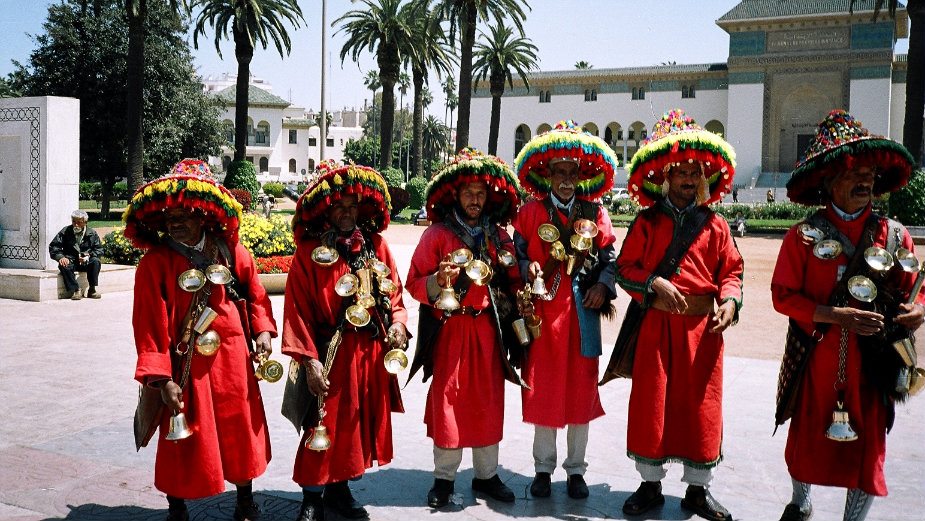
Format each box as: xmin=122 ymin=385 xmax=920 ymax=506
xmin=49 ymin=210 xmax=103 ymax=300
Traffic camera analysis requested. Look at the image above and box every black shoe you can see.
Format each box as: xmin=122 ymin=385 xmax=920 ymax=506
xmin=622 ymin=481 xmax=665 ymax=516
xmin=681 ymin=485 xmax=732 ymax=521
xmin=427 ymin=478 xmax=454 ymax=508
xmin=323 ymin=481 xmax=367 ymax=519
xmin=779 ymin=503 xmax=812 ymax=521
xmin=234 ymin=499 xmax=261 ymax=521
xmin=566 ymin=474 xmax=589 ymax=499
xmin=296 ymin=491 xmax=325 ymax=521
xmin=165 ymin=508 xmax=188 ymax=521
xmin=530 ymin=472 xmax=551 ymax=498
xmin=471 ymin=474 xmax=515 ymax=503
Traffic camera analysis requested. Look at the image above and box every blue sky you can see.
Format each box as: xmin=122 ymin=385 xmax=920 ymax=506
xmin=0 ymin=1 xmax=911 ymax=116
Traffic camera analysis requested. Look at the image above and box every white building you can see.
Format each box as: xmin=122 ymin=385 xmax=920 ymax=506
xmin=205 ymin=74 xmax=366 ymax=184
xmin=468 ymin=0 xmax=912 ymax=189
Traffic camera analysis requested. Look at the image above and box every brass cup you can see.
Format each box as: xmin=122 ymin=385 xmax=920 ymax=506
xmin=909 ymin=367 xmax=925 ymax=396
xmin=798 ymin=223 xmax=824 ymax=245
xmin=465 ymin=259 xmax=492 ymax=286
xmin=368 ymin=259 xmax=391 ymax=279
xmin=255 ymin=355 xmax=284 ymax=383
xmin=813 ymin=239 xmax=843 ymax=260
xmin=863 ymin=246 xmax=894 ymax=272
xmin=895 ymin=248 xmax=921 ymax=273
xmin=205 ymin=264 xmax=233 ymax=285
xmin=893 ymin=337 xmax=916 ymax=367
xmin=570 ymin=234 xmax=592 ymax=252
xmin=847 ymin=275 xmax=877 ymax=303
xmin=537 ymin=223 xmax=560 ymax=243
xmin=335 ymin=273 xmax=359 ymax=297
xmin=573 ymin=218 xmax=599 ymax=239
xmin=549 ymin=240 xmax=567 ymax=261
xmin=378 ymin=277 xmax=398 ymax=296
xmin=177 ymin=269 xmax=206 ymax=292
xmin=497 ymin=249 xmax=517 ymax=268
xmin=195 ymin=329 xmax=221 ymax=356
xmin=355 ymin=269 xmax=374 ymax=308
xmin=311 ymin=245 xmax=339 ymax=266
xmin=512 ymin=318 xmax=531 ymax=345
xmin=383 ymin=348 xmax=409 ymax=374
xmin=525 ymin=315 xmax=542 ymax=338
xmin=449 ymin=248 xmax=474 ymax=266
xmin=192 ymin=306 xmax=219 ymax=335
xmin=345 ymin=304 xmax=371 ymax=327
xmin=565 ymin=254 xmax=578 ymax=276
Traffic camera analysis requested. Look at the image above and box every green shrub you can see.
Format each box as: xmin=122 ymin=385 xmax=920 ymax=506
xmin=224 ymin=160 xmax=259 ymax=208
xmin=381 ymin=167 xmax=404 ymax=187
xmin=262 ymin=181 xmax=285 ymax=198
xmin=111 ymin=181 xmax=130 ymax=201
xmin=407 ymin=176 xmax=428 ymax=209
xmin=79 ymin=181 xmax=100 ymax=200
xmin=102 ymin=228 xmax=144 ymax=265
xmin=888 ymin=170 xmax=925 ymax=225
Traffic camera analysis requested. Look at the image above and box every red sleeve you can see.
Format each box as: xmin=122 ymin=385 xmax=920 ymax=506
xmin=714 ymin=217 xmax=744 ymax=308
xmin=133 ymin=251 xmax=174 ymax=383
xmin=771 ymin=227 xmax=818 ymax=323
xmin=374 ymin=234 xmax=408 ymax=326
xmin=235 ymin=243 xmax=277 ymax=338
xmin=281 ymin=243 xmax=321 ymax=362
xmin=615 ymin=213 xmax=655 ymax=303
xmin=406 ymin=226 xmax=444 ymax=305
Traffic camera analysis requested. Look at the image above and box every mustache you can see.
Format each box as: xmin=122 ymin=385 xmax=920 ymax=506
xmin=558 ymin=181 xmax=575 ymax=190
xmin=852 ymin=185 xmax=872 ymax=195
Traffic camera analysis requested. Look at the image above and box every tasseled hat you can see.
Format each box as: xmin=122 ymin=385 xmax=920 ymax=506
xmin=424 ymin=148 xmax=522 ymax=224
xmin=123 ymin=159 xmax=243 ymax=249
xmin=514 ymin=120 xmax=618 ymax=201
xmin=292 ymin=160 xmax=391 ymax=239
xmin=627 ymin=109 xmax=736 ymax=208
xmin=786 ymin=109 xmax=915 ymax=205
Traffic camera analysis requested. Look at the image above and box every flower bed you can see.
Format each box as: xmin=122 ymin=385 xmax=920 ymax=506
xmin=255 ymin=255 xmax=293 ymax=274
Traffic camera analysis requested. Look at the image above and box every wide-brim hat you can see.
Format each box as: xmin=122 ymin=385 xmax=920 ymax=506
xmin=292 ymin=161 xmax=391 ymax=239
xmin=123 ymin=159 xmax=243 ymax=249
xmin=787 ymin=109 xmax=915 ymax=205
xmin=627 ymin=109 xmax=736 ymax=208
xmin=425 ymin=148 xmax=521 ymax=224
xmin=514 ymin=120 xmax=617 ymax=201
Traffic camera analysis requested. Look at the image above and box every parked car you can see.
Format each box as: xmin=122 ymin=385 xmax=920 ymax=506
xmin=603 ymin=187 xmax=630 ymax=204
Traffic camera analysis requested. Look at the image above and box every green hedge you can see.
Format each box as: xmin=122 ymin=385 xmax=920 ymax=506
xmin=262 ymin=182 xmax=285 ymax=198
xmin=381 ymin=167 xmax=404 ymax=188
xmin=407 ymin=176 xmax=428 ymax=209
xmin=223 ymin=160 xmax=259 ymax=209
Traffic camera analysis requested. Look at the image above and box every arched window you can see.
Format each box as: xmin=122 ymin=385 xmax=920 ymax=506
xmin=246 ymin=117 xmax=255 ymax=146
xmin=308 ymin=158 xmax=316 ymax=171
xmin=222 ymin=120 xmax=234 ymax=144
xmin=590 ymin=90 xmax=597 ymax=101
xmin=631 ymin=87 xmax=638 ymax=100
xmin=604 ymin=126 xmax=613 ymax=145
xmin=682 ymin=86 xmax=689 ymax=98
xmin=288 ymin=158 xmax=297 ymax=173
xmin=544 ymin=91 xmax=551 ymax=103
xmin=638 ymin=87 xmax=646 ymax=99
xmin=259 ymin=157 xmax=269 ymax=172
xmin=688 ymin=85 xmax=695 ymax=98
xmin=584 ymin=89 xmax=591 ymax=102
xmin=255 ymin=121 xmax=270 ymax=145
xmin=539 ymin=90 xmax=545 ymax=102
xmin=514 ymin=124 xmax=531 ymax=156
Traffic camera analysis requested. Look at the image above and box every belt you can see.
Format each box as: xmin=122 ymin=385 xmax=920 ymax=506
xmin=651 ymin=294 xmax=715 ymax=315
xmin=443 ymin=306 xmax=486 ymax=317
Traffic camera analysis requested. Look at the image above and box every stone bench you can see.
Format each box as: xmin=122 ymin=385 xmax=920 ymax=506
xmin=0 ymin=263 xmax=136 ymax=302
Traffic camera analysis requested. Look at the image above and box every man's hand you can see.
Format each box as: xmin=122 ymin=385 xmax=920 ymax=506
xmin=304 ymin=358 xmax=329 ymax=397
xmin=58 ymin=257 xmax=70 ymax=267
xmin=582 ymin=283 xmax=608 ymax=309
xmin=710 ymin=299 xmax=737 ymax=333
xmin=387 ymin=322 xmax=408 ymax=350
xmin=894 ymin=302 xmax=925 ymax=331
xmin=436 ymin=258 xmax=460 ymax=287
xmin=160 ymin=380 xmax=184 ymax=411
xmin=527 ymin=261 xmax=542 ymax=283
xmin=253 ymin=331 xmax=273 ymax=361
xmin=651 ymin=276 xmax=687 ymax=314
xmin=831 ymin=307 xmax=885 ymax=336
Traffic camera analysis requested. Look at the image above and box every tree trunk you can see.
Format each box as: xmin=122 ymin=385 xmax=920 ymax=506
xmin=487 ymin=74 xmax=504 ymax=155
xmin=455 ymin=7 xmax=477 ymax=151
xmin=233 ymin=27 xmax=254 ymax=162
xmin=125 ymin=0 xmax=146 ymax=192
xmin=412 ymin=69 xmax=425 ymax=179
xmin=904 ymin=0 xmax=925 ymax=165
xmin=379 ymin=79 xmax=396 ymax=170
xmin=100 ymin=177 xmax=112 ymax=220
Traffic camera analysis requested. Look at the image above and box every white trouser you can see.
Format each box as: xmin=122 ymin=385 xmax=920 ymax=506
xmin=433 ymin=444 xmax=499 ymax=481
xmin=533 ymin=423 xmax=589 ymax=475
xmin=635 ymin=460 xmax=713 ymax=488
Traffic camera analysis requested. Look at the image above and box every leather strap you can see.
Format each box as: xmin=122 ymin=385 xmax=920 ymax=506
xmin=651 ymin=294 xmax=715 ymax=315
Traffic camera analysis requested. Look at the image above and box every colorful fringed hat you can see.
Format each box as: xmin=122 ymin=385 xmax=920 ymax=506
xmin=292 ymin=160 xmax=391 ymax=239
xmin=123 ymin=159 xmax=243 ymax=249
xmin=627 ymin=109 xmax=736 ymax=208
xmin=514 ymin=120 xmax=618 ymax=201
xmin=787 ymin=109 xmax=915 ymax=205
xmin=424 ymin=148 xmax=522 ymax=224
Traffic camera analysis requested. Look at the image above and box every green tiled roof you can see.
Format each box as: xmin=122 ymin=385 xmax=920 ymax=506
xmin=718 ymin=0 xmax=904 ymax=21
xmin=211 ymin=85 xmax=290 ymax=107
xmin=528 ymin=62 xmax=727 ymax=81
xmin=283 ymin=118 xmax=316 ymax=128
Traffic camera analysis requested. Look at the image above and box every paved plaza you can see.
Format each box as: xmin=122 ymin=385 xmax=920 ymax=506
xmin=0 ymin=225 xmax=922 ymax=521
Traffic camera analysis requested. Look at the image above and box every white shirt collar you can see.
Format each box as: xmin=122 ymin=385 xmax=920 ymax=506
xmin=550 ymin=192 xmax=575 ymax=212
xmin=831 ymin=203 xmax=866 ymax=222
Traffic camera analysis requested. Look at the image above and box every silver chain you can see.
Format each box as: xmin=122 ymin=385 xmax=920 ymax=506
xmin=537 ymin=271 xmax=562 ymax=300
xmin=836 ymin=328 xmax=849 ymax=388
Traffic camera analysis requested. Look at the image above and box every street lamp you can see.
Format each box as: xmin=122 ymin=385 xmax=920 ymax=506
xmin=319 ymin=0 xmax=327 ymax=161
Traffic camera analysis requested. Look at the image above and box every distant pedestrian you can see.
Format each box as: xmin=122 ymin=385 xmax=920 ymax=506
xmin=49 ymin=209 xmax=103 ymax=300
xmin=731 ymin=186 xmax=738 ymax=203
xmin=767 ymin=189 xmax=775 ymax=204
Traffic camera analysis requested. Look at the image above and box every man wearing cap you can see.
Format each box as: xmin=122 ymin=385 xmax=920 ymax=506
xmin=49 ymin=209 xmax=104 ymax=300
xmin=512 ymin=121 xmax=619 ymax=500
xmin=406 ymin=149 xmax=526 ymax=508
xmin=770 ymin=110 xmax=924 ymax=521
xmin=126 ymin=159 xmax=277 ymax=521
xmin=603 ymin=110 xmax=742 ymax=521
xmin=281 ymin=162 xmax=408 ymax=521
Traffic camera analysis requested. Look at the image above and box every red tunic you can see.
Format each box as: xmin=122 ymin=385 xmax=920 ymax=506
xmin=133 ymin=242 xmax=277 ymax=499
xmin=512 ymin=200 xmax=615 ymax=427
xmin=616 ymin=205 xmax=743 ymax=467
xmin=771 ymin=205 xmax=923 ymax=496
xmin=282 ymin=234 xmax=407 ymax=486
xmin=406 ymin=223 xmax=519 ymax=448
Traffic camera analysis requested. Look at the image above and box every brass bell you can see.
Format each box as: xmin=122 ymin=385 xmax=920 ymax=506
xmin=255 ymin=355 xmax=284 ymax=383
xmin=195 ymin=330 xmax=221 ymax=356
xmin=465 ymin=259 xmax=492 ymax=286
xmin=824 ymin=402 xmax=858 ymax=442
xmin=335 ymin=273 xmax=359 ymax=297
xmin=383 ymin=348 xmax=409 ymax=374
xmin=435 ymin=286 xmax=461 ymax=312
xmin=166 ymin=411 xmax=193 ymax=441
xmin=531 ymin=271 xmax=548 ymax=296
xmin=345 ymin=304 xmax=371 ymax=327
xmin=177 ymin=269 xmax=206 ymax=292
xmin=306 ymin=425 xmax=331 ymax=451
xmin=311 ymin=245 xmax=339 ymax=266
xmin=205 ymin=264 xmax=233 ymax=285
xmin=538 ymin=224 xmax=560 ymax=243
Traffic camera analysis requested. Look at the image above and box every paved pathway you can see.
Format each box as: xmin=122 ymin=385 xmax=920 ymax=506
xmin=1 ymin=226 xmax=922 ymax=521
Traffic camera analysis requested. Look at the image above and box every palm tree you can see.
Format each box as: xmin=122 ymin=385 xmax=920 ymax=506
xmin=125 ymin=0 xmax=190 ymax=192
xmin=363 ymin=69 xmax=381 ymax=137
xmin=422 ymin=114 xmax=449 ymax=176
xmin=574 ymin=60 xmax=593 ymax=69
xmin=432 ymin=0 xmax=530 ymax=152
xmin=336 ymin=0 xmax=415 ymax=170
xmin=473 ymin=20 xmax=538 ymax=155
xmin=192 ymin=0 xmax=305 ymax=163
xmin=397 ymin=70 xmax=411 ymax=174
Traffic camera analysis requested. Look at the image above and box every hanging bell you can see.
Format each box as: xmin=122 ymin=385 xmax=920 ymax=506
xmin=532 ymin=271 xmax=548 ymax=296
xmin=195 ymin=330 xmax=221 ymax=356
xmin=166 ymin=411 xmax=193 ymax=441
xmin=306 ymin=425 xmax=331 ymax=451
xmin=435 ymin=286 xmax=461 ymax=312
xmin=824 ymin=402 xmax=858 ymax=442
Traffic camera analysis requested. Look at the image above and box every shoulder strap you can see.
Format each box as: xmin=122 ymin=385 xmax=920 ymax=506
xmin=653 ymin=205 xmax=712 ymax=279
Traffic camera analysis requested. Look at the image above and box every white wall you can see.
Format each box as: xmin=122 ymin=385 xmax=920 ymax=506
xmin=726 ymin=83 xmax=765 ymax=186
xmin=889 ymin=81 xmax=907 ymax=142
xmin=850 ymin=78 xmax=892 ymax=136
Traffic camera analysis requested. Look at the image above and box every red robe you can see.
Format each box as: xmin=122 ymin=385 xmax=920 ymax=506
xmin=133 ymin=241 xmax=277 ymax=499
xmin=282 ymin=234 xmax=407 ymax=486
xmin=616 ymin=205 xmax=743 ymax=467
xmin=406 ymin=223 xmax=520 ymax=448
xmin=771 ymin=205 xmax=923 ymax=496
xmin=512 ymin=200 xmax=615 ymax=427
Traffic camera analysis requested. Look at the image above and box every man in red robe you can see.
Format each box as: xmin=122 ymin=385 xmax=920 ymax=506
xmin=607 ymin=110 xmax=742 ymax=521
xmin=127 ymin=160 xmax=278 ymax=521
xmin=406 ymin=149 xmax=526 ymax=508
xmin=771 ymin=110 xmax=923 ymax=521
xmin=281 ymin=162 xmax=408 ymax=521
xmin=512 ymin=121 xmax=618 ymax=500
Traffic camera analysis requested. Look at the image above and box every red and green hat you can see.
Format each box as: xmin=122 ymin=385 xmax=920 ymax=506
xmin=425 ymin=148 xmax=522 ymax=224
xmin=514 ymin=120 xmax=618 ymax=201
xmin=627 ymin=109 xmax=736 ymax=208
xmin=123 ymin=159 xmax=243 ymax=249
xmin=787 ymin=109 xmax=915 ymax=205
xmin=292 ymin=160 xmax=391 ymax=239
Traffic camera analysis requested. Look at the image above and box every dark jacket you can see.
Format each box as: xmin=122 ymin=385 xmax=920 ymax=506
xmin=49 ymin=225 xmax=103 ymax=261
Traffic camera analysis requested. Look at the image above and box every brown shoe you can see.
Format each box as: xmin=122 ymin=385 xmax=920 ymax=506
xmin=70 ymin=290 xmax=82 ymax=300
xmin=622 ymin=481 xmax=664 ymax=516
xmin=87 ymin=290 xmax=102 ymax=299
xmin=681 ymin=485 xmax=732 ymax=521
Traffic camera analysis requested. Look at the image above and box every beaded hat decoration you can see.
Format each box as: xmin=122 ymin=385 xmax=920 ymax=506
xmin=627 ymin=109 xmax=736 ymax=208
xmin=424 ymin=148 xmax=522 ymax=224
xmin=514 ymin=120 xmax=618 ymax=201
xmin=292 ymin=160 xmax=391 ymax=239
xmin=786 ymin=109 xmax=915 ymax=205
xmin=123 ymin=159 xmax=243 ymax=249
